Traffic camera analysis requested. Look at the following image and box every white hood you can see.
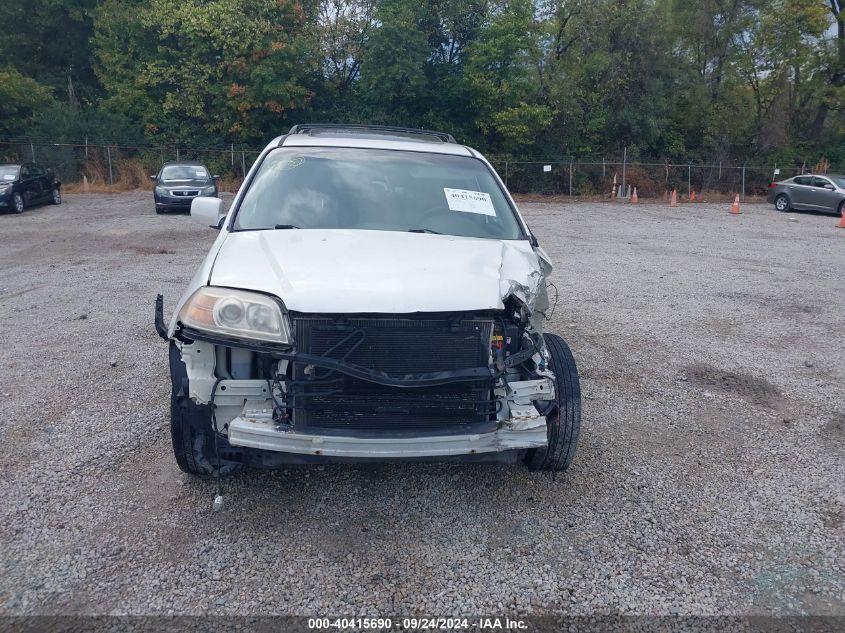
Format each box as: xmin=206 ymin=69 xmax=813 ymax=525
xmin=209 ymin=229 xmax=547 ymax=314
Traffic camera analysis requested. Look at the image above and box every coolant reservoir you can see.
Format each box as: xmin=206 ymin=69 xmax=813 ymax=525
xmin=230 ymin=348 xmax=253 ymax=379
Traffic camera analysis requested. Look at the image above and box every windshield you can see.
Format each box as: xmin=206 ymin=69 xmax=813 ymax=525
xmin=233 ymin=148 xmax=524 ymax=240
xmin=831 ymin=176 xmax=845 ymax=188
xmin=0 ymin=165 xmax=20 ymax=181
xmin=161 ymin=165 xmax=208 ymax=180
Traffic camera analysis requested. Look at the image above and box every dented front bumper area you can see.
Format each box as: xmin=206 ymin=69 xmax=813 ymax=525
xmin=226 ymin=415 xmax=549 ymax=458
xmin=174 ymin=327 xmax=555 ymax=459
xmin=176 ymin=335 xmax=555 ymax=459
xmin=158 ymin=245 xmax=558 ymax=461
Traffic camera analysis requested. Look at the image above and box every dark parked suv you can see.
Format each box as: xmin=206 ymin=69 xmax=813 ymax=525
xmin=152 ymin=162 xmax=219 ymax=214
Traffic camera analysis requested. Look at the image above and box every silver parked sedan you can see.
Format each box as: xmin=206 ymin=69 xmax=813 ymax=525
xmin=767 ymin=174 xmax=845 ymax=217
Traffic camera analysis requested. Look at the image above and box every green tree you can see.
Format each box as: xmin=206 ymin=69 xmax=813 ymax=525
xmin=357 ymin=0 xmax=431 ymax=119
xmin=93 ymin=0 xmax=316 ymax=143
xmin=0 ymin=0 xmax=101 ymax=105
xmin=0 ymin=69 xmax=55 ymax=137
xmin=465 ymin=0 xmax=554 ymax=152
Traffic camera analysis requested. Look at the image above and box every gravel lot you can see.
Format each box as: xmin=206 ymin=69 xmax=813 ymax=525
xmin=0 ymin=192 xmax=843 ymax=617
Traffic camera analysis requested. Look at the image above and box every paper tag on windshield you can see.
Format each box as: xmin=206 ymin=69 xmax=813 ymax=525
xmin=443 ymin=188 xmax=495 ymax=216
xmin=195 ymin=170 xmax=205 ymax=177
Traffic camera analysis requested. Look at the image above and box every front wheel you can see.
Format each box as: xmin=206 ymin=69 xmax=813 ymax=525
xmin=51 ymin=187 xmax=61 ymax=205
xmin=12 ymin=192 xmax=24 ymax=213
xmin=169 ymin=343 xmax=241 ymax=477
xmin=525 ymin=333 xmax=582 ymax=472
xmin=775 ymin=194 xmax=790 ymax=212
xmin=838 ymin=201 xmax=844 ymax=218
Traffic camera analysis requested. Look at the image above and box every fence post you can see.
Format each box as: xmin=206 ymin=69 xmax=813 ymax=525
xmin=504 ymin=161 xmax=508 ymax=187
xmin=176 ymin=146 xmax=180 ymax=161
xmin=85 ymin=136 xmax=88 ymax=160
xmin=231 ymin=143 xmax=234 ymax=168
xmin=30 ymin=143 xmax=35 ymax=161
xmin=621 ymin=146 xmax=627 ymax=197
xmin=106 ymin=145 xmax=113 ymax=185
xmin=741 ymin=166 xmax=746 ymax=202
xmin=241 ymin=151 xmax=246 ymax=177
xmin=687 ymin=163 xmax=691 ymax=199
xmin=569 ymin=161 xmax=573 ymax=199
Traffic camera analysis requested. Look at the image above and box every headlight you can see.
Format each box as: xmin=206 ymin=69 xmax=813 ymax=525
xmin=202 ymin=185 xmax=216 ymax=195
xmin=155 ymin=186 xmax=167 ymax=196
xmin=178 ymin=287 xmax=291 ymax=343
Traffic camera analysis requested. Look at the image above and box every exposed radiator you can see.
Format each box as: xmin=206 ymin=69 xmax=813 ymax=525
xmin=291 ymin=315 xmax=496 ymax=434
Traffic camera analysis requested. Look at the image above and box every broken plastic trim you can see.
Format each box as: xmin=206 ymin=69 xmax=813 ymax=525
xmin=155 ymin=294 xmax=168 ymax=341
xmin=176 ymin=325 xmax=535 ymax=388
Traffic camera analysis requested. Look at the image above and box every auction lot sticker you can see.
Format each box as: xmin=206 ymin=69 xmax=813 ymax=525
xmin=443 ymin=188 xmax=496 ymax=216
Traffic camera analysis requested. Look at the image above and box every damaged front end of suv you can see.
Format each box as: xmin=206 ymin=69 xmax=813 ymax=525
xmin=156 ymin=125 xmax=581 ymax=476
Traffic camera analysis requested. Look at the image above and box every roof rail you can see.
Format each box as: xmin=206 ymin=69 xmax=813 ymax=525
xmin=286 ymin=123 xmax=457 ymax=144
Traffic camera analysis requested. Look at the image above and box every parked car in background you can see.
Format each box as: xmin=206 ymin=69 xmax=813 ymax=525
xmin=767 ymin=174 xmax=845 ymax=217
xmin=0 ymin=162 xmax=61 ymax=214
xmin=156 ymin=124 xmax=581 ymax=478
xmin=152 ymin=162 xmax=219 ymax=214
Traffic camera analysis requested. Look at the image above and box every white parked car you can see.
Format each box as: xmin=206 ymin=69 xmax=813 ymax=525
xmin=155 ymin=124 xmax=581 ymax=476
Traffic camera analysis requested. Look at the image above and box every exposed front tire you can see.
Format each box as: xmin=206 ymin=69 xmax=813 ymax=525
xmin=838 ymin=201 xmax=844 ymax=218
xmin=12 ymin=192 xmax=24 ymax=213
xmin=155 ymin=207 xmax=165 ymax=214
xmin=169 ymin=343 xmax=241 ymax=477
xmin=775 ymin=194 xmax=790 ymax=212
xmin=51 ymin=187 xmax=61 ymax=205
xmin=525 ymin=333 xmax=581 ymax=472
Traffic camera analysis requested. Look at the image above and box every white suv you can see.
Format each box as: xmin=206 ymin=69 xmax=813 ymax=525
xmin=155 ymin=125 xmax=581 ymax=476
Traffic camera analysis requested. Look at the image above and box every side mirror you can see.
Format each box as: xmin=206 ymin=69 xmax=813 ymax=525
xmin=824 ymin=184 xmax=835 ymax=190
xmin=191 ymin=196 xmax=225 ymax=229
xmin=212 ymin=174 xmax=220 ymax=180
xmin=149 ymin=175 xmax=157 ymax=181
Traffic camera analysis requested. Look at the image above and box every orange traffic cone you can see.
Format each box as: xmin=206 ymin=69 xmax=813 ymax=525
xmin=631 ymin=187 xmax=639 ymax=203
xmin=670 ymin=189 xmax=678 ymax=207
xmin=690 ymin=190 xmax=697 ymax=202
xmin=837 ymin=212 xmax=845 ymax=228
xmin=730 ymin=194 xmax=741 ymax=215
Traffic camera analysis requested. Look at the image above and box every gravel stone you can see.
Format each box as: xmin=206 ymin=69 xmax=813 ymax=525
xmin=0 ymin=193 xmax=843 ymax=616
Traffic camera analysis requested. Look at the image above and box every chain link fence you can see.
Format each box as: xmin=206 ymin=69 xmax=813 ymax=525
xmin=0 ymin=140 xmax=262 ymax=190
xmin=0 ymin=139 xmax=830 ymax=200
xmin=489 ymin=159 xmax=819 ymax=200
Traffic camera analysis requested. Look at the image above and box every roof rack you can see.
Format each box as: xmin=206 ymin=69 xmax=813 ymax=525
xmin=286 ymin=124 xmax=457 ymax=144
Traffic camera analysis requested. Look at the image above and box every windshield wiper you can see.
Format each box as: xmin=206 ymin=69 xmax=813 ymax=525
xmin=274 ymin=224 xmax=301 ymax=230
xmin=407 ymin=228 xmax=442 ymax=234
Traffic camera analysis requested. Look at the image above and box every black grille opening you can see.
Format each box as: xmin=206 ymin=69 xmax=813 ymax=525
xmin=291 ymin=315 xmax=495 ymax=435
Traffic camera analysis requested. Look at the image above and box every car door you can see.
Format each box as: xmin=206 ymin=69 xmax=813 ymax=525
xmin=28 ymin=163 xmax=47 ymax=201
xmin=810 ymin=177 xmax=840 ymax=213
xmin=19 ymin=164 xmax=39 ymax=205
xmin=34 ymin=164 xmax=52 ymax=201
xmin=786 ymin=176 xmax=813 ymax=208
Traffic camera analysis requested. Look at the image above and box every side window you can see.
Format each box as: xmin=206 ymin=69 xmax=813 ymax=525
xmin=793 ymin=176 xmax=811 ymax=186
xmin=20 ymin=165 xmax=31 ymax=179
xmin=32 ymin=165 xmax=45 ymax=177
xmin=812 ymin=177 xmax=832 ymax=189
